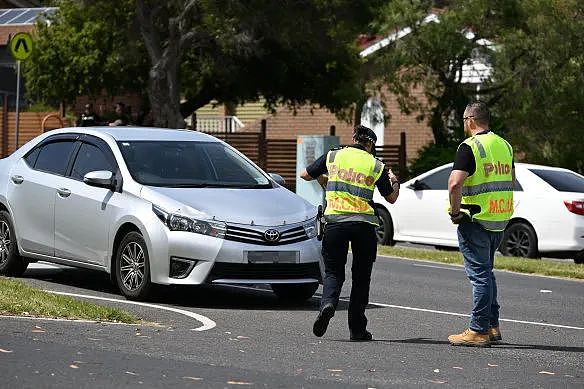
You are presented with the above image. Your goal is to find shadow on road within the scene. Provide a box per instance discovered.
[23,266,381,312]
[384,338,584,353]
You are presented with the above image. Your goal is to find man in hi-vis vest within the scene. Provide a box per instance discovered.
[448,101,514,347]
[300,125,399,341]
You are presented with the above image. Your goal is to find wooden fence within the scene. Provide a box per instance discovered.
[203,120,407,192]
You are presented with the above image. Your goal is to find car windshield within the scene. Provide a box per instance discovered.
[117,141,271,188]
[529,169,584,193]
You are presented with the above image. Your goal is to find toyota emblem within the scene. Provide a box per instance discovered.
[264,229,281,242]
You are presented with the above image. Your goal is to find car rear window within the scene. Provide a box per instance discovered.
[529,169,584,192]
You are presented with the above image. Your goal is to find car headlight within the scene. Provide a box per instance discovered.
[152,205,226,239]
[303,217,317,239]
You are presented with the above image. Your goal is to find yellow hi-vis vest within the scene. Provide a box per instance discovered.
[324,147,384,225]
[460,132,514,232]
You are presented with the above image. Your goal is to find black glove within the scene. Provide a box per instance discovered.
[449,210,471,224]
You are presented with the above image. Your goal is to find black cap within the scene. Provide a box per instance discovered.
[353,125,377,144]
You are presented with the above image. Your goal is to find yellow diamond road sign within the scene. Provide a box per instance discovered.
[9,32,34,61]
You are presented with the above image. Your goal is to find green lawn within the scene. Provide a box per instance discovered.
[0,277,138,323]
[377,245,584,280]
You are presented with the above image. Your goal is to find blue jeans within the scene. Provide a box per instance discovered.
[457,222,504,333]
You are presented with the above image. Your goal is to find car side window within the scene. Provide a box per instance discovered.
[418,167,451,190]
[70,143,114,180]
[24,147,40,167]
[33,141,77,176]
[513,177,523,191]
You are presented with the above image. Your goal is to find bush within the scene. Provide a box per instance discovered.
[407,141,458,178]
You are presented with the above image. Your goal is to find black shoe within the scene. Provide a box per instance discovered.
[350,330,372,342]
[313,303,335,337]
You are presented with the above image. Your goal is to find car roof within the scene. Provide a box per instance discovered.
[46,127,218,142]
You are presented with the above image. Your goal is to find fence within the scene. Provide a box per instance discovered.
[201,120,407,192]
[195,115,244,133]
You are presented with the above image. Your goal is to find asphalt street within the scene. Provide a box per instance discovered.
[1,256,582,388]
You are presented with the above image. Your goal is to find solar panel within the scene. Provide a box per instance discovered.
[0,8,56,25]
[0,9,19,24]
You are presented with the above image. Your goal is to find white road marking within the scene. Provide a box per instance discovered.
[47,291,216,331]
[364,300,584,330]
[226,284,584,330]
[412,263,463,271]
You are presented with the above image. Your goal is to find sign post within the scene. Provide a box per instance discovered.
[8,32,34,150]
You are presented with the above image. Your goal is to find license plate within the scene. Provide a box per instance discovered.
[246,251,299,264]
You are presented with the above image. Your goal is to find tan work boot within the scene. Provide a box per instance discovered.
[448,328,491,348]
[488,327,502,342]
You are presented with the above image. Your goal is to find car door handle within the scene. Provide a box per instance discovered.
[10,175,24,184]
[57,188,71,197]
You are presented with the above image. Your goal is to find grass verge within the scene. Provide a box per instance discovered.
[0,277,138,323]
[377,246,584,280]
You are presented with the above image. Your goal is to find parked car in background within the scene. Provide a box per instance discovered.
[373,163,584,264]
[0,127,322,301]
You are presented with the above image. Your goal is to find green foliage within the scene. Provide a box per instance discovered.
[25,102,58,112]
[24,0,147,105]
[25,0,385,121]
[407,141,458,178]
[489,0,584,174]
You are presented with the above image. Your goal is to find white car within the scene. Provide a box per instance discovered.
[373,163,584,263]
[0,127,323,301]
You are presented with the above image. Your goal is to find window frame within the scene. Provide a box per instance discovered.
[67,135,119,183]
[22,133,82,176]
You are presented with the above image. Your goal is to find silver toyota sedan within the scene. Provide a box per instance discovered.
[0,127,322,301]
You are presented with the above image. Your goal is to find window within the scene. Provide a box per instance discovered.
[70,143,114,180]
[117,141,270,188]
[418,167,451,190]
[34,141,76,176]
[24,147,40,167]
[530,169,584,193]
[513,176,523,191]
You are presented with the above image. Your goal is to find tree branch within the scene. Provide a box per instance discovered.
[135,0,162,62]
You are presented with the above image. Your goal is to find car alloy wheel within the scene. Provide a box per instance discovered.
[0,211,28,276]
[0,220,11,266]
[501,222,538,258]
[120,241,146,291]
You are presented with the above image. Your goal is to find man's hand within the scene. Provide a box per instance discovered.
[387,168,398,184]
[449,209,471,224]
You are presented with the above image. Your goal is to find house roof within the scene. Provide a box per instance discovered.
[358,12,493,84]
[0,7,55,45]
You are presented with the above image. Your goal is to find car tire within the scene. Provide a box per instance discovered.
[574,252,584,265]
[271,282,318,302]
[0,211,28,277]
[499,222,538,258]
[115,231,153,301]
[375,207,395,246]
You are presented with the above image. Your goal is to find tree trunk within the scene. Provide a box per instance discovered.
[147,56,184,128]
[135,0,189,129]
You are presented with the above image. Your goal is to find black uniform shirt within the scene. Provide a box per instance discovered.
[305,144,393,197]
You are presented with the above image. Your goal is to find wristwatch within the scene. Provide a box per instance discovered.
[391,180,400,190]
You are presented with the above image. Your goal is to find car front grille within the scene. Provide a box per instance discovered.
[207,262,321,281]
[224,224,309,246]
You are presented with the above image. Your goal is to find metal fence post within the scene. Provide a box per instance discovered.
[259,119,267,170]
[399,131,407,180]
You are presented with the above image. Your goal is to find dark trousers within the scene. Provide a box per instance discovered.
[320,221,377,335]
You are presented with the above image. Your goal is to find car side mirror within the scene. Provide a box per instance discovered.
[407,180,427,191]
[83,170,115,191]
[269,173,286,186]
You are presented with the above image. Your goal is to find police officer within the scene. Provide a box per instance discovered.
[300,125,400,341]
[447,101,514,347]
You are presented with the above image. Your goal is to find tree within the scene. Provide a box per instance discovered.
[25,0,384,128]
[366,0,522,146]
[488,0,584,173]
